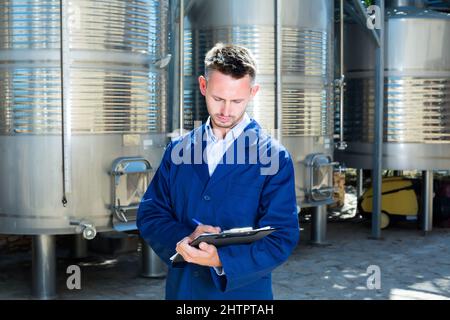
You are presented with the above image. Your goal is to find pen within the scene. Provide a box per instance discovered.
[192,218,203,226]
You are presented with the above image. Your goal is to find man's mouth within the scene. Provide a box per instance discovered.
[217,115,231,122]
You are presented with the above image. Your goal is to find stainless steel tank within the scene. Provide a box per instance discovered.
[183,0,335,207]
[0,0,170,235]
[335,2,450,170]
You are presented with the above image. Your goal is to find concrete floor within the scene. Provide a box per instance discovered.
[1,220,450,300]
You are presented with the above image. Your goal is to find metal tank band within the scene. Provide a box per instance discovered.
[183,24,333,137]
[0,0,169,134]
[336,5,450,170]
[0,0,170,234]
[182,0,335,207]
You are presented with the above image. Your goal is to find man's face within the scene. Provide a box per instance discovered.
[198,71,259,129]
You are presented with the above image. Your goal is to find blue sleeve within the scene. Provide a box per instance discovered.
[210,150,300,292]
[137,142,193,265]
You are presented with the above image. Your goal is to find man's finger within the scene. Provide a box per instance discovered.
[176,237,191,254]
[199,242,215,254]
[183,242,211,259]
[177,236,190,246]
[177,241,196,262]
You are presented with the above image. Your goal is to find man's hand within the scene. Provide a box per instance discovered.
[176,225,222,267]
[188,225,221,241]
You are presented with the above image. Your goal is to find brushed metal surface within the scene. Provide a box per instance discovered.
[182,0,335,206]
[0,0,170,234]
[0,134,167,234]
[0,0,169,134]
[340,6,450,169]
[183,0,334,138]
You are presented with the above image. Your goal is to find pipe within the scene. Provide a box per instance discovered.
[168,0,179,134]
[310,205,328,245]
[179,0,184,135]
[275,0,282,142]
[371,0,385,239]
[32,235,56,300]
[140,239,167,278]
[72,234,89,259]
[422,170,433,233]
[337,0,347,150]
[60,0,72,206]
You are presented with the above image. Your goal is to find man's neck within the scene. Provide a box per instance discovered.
[212,126,230,140]
[211,114,246,140]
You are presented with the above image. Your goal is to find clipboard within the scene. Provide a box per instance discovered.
[170,226,276,264]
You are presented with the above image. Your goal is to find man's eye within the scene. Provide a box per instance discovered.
[233,100,243,104]
[214,97,222,102]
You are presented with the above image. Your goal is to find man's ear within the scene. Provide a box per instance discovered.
[198,75,207,96]
[250,83,260,98]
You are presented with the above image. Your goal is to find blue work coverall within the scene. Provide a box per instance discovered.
[137,119,299,299]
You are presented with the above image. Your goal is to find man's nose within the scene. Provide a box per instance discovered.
[220,100,232,116]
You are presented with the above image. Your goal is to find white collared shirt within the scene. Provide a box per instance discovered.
[204,113,251,176]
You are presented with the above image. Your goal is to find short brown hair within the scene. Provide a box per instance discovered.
[204,43,257,82]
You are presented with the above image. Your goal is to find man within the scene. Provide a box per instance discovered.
[137,43,299,300]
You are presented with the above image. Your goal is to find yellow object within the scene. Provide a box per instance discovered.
[360,177,419,217]
[331,172,346,208]
[381,212,390,229]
